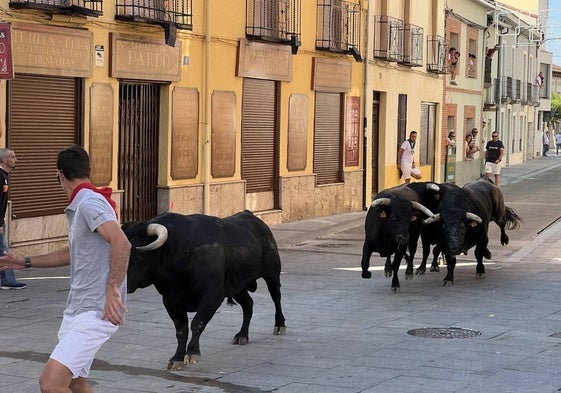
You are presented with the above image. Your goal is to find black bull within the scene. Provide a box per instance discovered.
[361,184,436,292]
[122,210,286,370]
[424,178,522,285]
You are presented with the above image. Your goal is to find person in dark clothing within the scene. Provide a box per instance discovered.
[0,148,25,289]
[485,133,505,186]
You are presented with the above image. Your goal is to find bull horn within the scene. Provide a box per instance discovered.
[371,197,391,207]
[411,201,435,218]
[466,212,483,224]
[423,213,441,225]
[136,223,168,251]
[427,183,440,192]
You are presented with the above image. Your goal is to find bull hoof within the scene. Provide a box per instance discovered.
[274,326,287,335]
[415,268,426,275]
[442,280,454,286]
[476,273,486,279]
[232,335,249,345]
[385,270,392,278]
[391,286,400,294]
[167,361,185,370]
[361,270,372,279]
[405,273,414,281]
[183,354,200,364]
[430,266,440,272]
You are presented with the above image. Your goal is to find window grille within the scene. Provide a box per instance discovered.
[373,15,403,62]
[426,35,447,74]
[115,0,192,30]
[246,0,301,48]
[400,23,423,67]
[316,0,361,58]
[10,0,102,17]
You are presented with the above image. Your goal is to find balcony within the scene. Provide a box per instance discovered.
[316,0,361,60]
[426,35,446,74]
[484,80,497,109]
[514,79,521,102]
[115,0,192,30]
[399,23,423,67]
[373,15,403,62]
[10,0,102,17]
[247,0,301,51]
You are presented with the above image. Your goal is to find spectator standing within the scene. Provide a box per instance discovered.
[543,130,550,157]
[556,132,561,156]
[485,132,505,186]
[397,131,422,184]
[465,134,480,160]
[447,131,456,147]
[0,148,25,290]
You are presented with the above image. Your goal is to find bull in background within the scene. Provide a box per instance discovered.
[424,177,522,285]
[122,210,286,370]
[361,185,435,292]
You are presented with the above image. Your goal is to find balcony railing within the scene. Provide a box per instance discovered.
[514,79,521,102]
[399,23,423,67]
[426,35,446,74]
[247,0,301,49]
[373,15,403,62]
[115,0,192,30]
[484,81,497,107]
[10,0,102,17]
[316,0,361,58]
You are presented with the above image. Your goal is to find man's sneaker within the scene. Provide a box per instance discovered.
[0,282,26,290]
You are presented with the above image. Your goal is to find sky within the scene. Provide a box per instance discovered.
[546,6,561,65]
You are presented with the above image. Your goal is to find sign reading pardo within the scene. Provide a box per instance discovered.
[0,23,14,80]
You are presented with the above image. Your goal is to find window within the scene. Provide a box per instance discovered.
[246,0,301,47]
[467,38,477,78]
[316,0,361,58]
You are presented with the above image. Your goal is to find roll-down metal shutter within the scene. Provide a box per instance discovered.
[8,74,81,218]
[314,92,343,184]
[241,78,277,193]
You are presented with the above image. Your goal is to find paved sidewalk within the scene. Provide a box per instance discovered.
[2,157,561,393]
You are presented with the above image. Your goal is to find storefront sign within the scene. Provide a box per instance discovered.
[171,87,199,180]
[0,23,14,80]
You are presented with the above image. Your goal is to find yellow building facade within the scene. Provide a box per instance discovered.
[0,0,367,255]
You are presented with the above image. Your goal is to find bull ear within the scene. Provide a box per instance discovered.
[136,223,169,251]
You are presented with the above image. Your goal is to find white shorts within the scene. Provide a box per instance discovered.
[50,311,119,378]
[485,161,501,175]
[401,164,422,180]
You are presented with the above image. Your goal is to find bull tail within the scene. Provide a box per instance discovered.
[505,206,522,230]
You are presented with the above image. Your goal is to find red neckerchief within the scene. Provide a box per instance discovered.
[69,182,118,218]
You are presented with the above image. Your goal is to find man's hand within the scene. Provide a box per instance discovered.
[102,285,128,326]
[0,252,25,270]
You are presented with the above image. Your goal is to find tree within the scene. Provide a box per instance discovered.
[551,92,561,129]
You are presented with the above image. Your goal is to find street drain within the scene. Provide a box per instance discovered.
[407,327,481,339]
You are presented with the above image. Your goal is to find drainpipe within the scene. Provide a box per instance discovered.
[362,0,370,209]
[203,0,211,214]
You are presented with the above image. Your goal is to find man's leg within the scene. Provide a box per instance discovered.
[39,358,74,393]
[494,174,500,186]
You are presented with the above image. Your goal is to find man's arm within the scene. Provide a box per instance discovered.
[0,246,70,270]
[96,220,131,326]
[397,147,404,164]
[498,147,505,162]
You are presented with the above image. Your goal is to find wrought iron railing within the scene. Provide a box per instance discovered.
[399,23,423,67]
[316,0,361,56]
[426,35,447,74]
[115,0,192,30]
[246,0,301,49]
[10,0,102,17]
[373,15,403,61]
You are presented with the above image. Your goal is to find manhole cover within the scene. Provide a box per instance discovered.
[407,327,481,339]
